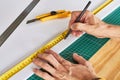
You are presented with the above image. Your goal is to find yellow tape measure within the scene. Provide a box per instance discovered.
[0,0,113,80]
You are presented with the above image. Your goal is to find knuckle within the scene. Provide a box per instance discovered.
[34,59,48,67]
[86,10,91,14]
[86,10,93,16]
[49,50,54,53]
[54,70,58,74]
[54,71,62,77]
[71,11,81,15]
[35,69,40,74]
[58,66,67,72]
[57,65,63,69]
[40,62,46,67]
[61,59,71,66]
[71,11,76,14]
[61,59,66,63]
[42,72,48,77]
[72,23,80,30]
[33,59,39,64]
[86,10,90,13]
[40,53,53,60]
[85,61,91,65]
[45,54,53,59]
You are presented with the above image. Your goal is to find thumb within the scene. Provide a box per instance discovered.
[73,53,87,65]
[70,23,88,31]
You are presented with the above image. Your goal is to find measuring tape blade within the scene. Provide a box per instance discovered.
[0,0,40,47]
[0,0,112,80]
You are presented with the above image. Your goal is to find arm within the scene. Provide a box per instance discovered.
[69,11,120,40]
[104,24,120,39]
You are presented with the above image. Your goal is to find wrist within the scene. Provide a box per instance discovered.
[99,22,115,38]
[104,23,120,39]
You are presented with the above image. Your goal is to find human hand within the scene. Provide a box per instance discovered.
[69,11,109,38]
[33,50,97,80]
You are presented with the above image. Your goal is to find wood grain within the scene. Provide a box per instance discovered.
[89,39,120,80]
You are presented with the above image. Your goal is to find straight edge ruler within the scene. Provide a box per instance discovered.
[0,0,113,80]
[0,0,40,47]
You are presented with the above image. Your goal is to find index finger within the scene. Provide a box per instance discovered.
[45,50,73,68]
[69,11,82,27]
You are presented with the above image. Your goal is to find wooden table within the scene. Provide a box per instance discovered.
[90,39,120,80]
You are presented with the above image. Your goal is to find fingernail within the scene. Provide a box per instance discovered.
[71,24,80,30]
[33,58,39,63]
[38,54,42,57]
[45,49,51,54]
[73,53,80,57]
[33,68,38,72]
[33,57,39,61]
[45,49,49,52]
[33,58,36,61]
[71,24,75,29]
[76,34,80,37]
[72,32,76,36]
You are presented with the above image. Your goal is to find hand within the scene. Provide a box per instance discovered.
[69,11,109,38]
[33,50,97,80]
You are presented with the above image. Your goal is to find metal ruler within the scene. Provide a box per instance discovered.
[0,0,40,47]
[0,0,112,80]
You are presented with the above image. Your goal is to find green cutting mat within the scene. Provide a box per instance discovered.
[27,7,120,80]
